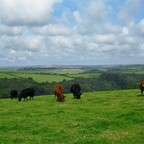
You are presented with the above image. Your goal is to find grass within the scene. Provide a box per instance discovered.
[0,72,72,83]
[0,89,144,144]
[0,72,100,83]
[13,73,72,83]
[0,73,16,79]
[1,66,144,83]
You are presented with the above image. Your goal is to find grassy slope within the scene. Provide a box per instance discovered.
[13,73,72,83]
[1,66,144,83]
[0,72,100,83]
[0,89,144,144]
[0,73,72,83]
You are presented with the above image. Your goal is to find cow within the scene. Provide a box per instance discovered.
[139,80,144,95]
[18,88,35,102]
[70,83,82,99]
[54,85,65,102]
[10,90,18,99]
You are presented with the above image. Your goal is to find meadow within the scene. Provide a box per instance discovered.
[0,70,100,83]
[0,71,72,83]
[0,65,144,83]
[0,89,144,144]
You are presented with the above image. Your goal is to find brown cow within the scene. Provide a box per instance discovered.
[140,80,144,95]
[54,85,65,102]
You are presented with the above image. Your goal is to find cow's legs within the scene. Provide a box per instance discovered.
[73,93,77,99]
[141,89,143,95]
[77,95,80,99]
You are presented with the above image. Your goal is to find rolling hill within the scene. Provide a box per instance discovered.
[0,89,144,144]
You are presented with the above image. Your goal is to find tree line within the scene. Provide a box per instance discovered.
[0,72,143,98]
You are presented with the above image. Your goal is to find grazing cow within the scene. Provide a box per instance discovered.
[54,85,65,102]
[70,83,82,99]
[18,88,35,102]
[10,90,18,99]
[139,80,144,95]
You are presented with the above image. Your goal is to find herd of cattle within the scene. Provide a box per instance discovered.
[10,80,144,102]
[10,88,35,102]
[10,83,82,102]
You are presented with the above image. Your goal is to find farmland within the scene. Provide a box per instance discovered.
[0,89,144,144]
[0,64,144,98]
[0,64,144,83]
[0,65,144,143]
[0,68,98,83]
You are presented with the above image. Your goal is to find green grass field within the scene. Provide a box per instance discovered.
[13,73,72,83]
[1,65,144,83]
[0,73,16,79]
[0,89,144,144]
[0,72,72,83]
[0,72,100,83]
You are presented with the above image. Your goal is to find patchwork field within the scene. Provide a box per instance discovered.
[1,65,144,83]
[0,89,144,144]
[0,71,100,83]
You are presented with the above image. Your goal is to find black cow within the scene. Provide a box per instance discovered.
[70,83,82,99]
[10,90,18,99]
[18,88,35,102]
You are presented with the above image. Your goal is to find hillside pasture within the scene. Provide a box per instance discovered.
[13,73,72,83]
[48,68,85,74]
[0,89,144,144]
[1,65,144,83]
[109,67,144,74]
[0,73,16,79]
[122,68,144,74]
[0,72,72,83]
[0,72,100,83]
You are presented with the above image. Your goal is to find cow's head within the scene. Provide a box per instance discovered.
[77,92,82,99]
[61,95,66,102]
[59,95,65,102]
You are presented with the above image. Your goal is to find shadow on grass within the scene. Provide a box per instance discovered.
[137,94,144,97]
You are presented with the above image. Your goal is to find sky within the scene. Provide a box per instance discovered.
[0,0,144,66]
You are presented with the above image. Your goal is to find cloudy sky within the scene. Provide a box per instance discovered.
[0,0,144,66]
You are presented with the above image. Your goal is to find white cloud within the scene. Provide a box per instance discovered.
[118,0,142,24]
[0,0,144,66]
[85,0,107,22]
[137,19,144,35]
[122,27,129,35]
[73,11,82,23]
[0,0,62,26]
[18,57,26,60]
[32,24,71,36]
[0,24,25,35]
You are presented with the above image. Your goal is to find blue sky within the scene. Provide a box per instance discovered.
[0,0,144,66]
